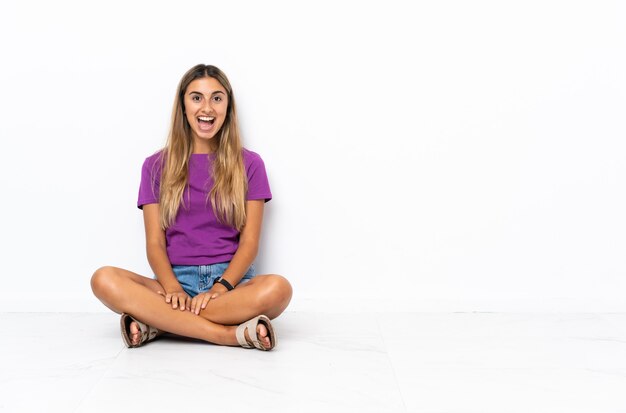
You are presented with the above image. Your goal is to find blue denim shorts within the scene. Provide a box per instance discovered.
[171,262,256,298]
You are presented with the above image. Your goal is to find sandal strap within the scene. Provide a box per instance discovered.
[135,320,147,338]
[136,321,160,343]
[120,313,162,348]
[236,316,259,349]
[235,315,274,350]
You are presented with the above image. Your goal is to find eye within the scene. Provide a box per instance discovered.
[213,95,223,103]
[191,95,201,102]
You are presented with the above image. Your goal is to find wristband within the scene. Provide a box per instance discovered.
[216,277,234,291]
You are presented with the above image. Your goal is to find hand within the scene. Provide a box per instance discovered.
[190,284,228,315]
[157,289,191,311]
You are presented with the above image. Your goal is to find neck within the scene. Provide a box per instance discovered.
[192,143,218,155]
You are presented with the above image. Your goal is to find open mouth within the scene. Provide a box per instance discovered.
[198,116,215,131]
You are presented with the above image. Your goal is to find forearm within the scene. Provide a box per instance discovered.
[221,241,258,286]
[146,242,182,292]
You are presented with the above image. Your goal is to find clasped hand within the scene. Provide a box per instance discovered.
[157,290,191,311]
[157,285,228,314]
[190,285,228,315]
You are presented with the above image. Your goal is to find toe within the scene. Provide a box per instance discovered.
[242,323,271,349]
[130,321,140,345]
[257,323,271,348]
[240,319,273,350]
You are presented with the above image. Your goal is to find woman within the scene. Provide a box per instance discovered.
[91,64,292,351]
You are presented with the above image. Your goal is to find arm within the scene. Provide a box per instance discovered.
[143,203,190,310]
[221,199,265,286]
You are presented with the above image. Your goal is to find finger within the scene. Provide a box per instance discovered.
[191,296,199,314]
[200,294,211,313]
[165,293,171,303]
[172,295,178,309]
[195,297,203,314]
[157,291,164,296]
[179,295,186,311]
[186,296,192,312]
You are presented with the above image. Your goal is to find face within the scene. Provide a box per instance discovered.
[183,77,229,151]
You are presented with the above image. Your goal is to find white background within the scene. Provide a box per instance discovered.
[0,0,624,312]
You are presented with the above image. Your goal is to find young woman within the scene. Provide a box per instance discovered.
[91,64,292,351]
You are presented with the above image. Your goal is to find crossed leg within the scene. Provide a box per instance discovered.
[90,266,292,347]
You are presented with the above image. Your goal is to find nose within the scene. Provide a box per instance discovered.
[202,98,213,113]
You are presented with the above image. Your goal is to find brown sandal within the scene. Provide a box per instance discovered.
[120,313,163,348]
[235,315,276,351]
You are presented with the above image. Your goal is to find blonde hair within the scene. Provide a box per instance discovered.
[156,64,248,231]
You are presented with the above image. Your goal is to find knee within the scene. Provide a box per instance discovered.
[258,274,293,309]
[90,266,119,298]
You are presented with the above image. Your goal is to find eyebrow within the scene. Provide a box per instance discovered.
[188,90,226,96]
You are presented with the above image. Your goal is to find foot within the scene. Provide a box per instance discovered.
[129,321,141,346]
[120,313,162,348]
[229,319,272,349]
[244,322,271,349]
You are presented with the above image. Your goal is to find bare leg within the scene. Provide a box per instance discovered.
[91,266,230,344]
[196,274,293,325]
[91,267,291,345]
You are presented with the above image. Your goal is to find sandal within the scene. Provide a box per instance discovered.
[120,313,163,348]
[236,315,276,351]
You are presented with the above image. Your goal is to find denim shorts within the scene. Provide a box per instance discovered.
[171,262,256,298]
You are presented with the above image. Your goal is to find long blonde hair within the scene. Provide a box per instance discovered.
[156,64,248,231]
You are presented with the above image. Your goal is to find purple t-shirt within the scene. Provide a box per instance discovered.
[137,148,272,265]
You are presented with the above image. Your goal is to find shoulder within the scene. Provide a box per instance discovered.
[242,147,266,169]
[242,148,272,197]
[242,147,263,163]
[140,149,166,185]
[142,149,166,169]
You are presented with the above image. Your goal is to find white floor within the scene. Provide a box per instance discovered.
[1,312,625,413]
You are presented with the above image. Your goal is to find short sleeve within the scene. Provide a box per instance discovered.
[137,154,162,209]
[245,152,272,202]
